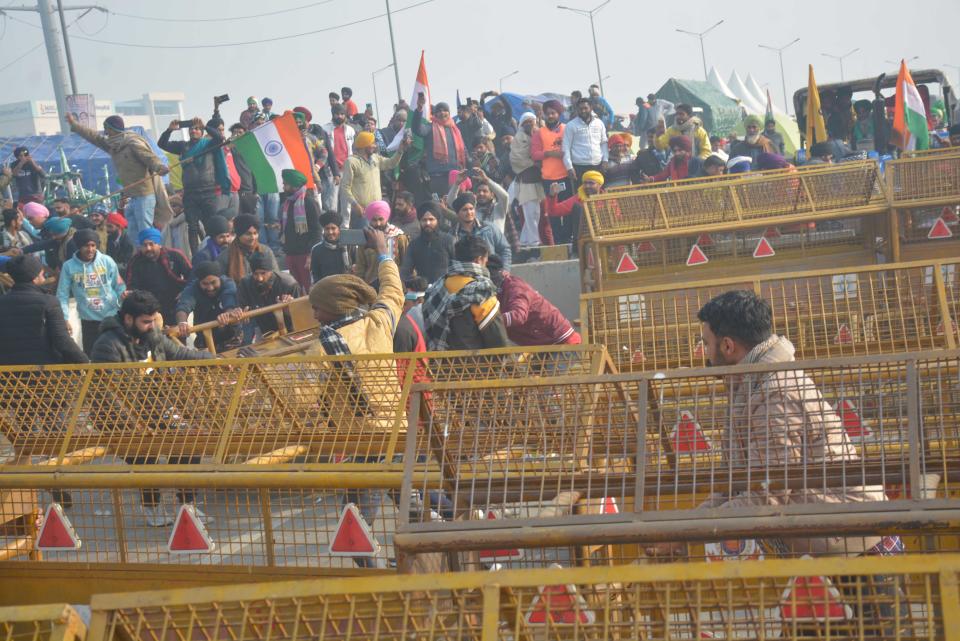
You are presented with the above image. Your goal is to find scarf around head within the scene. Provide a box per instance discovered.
[282,186,308,235]
[431,118,466,167]
[421,260,498,351]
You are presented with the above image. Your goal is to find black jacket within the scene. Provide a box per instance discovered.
[90,315,214,363]
[399,230,455,284]
[309,241,350,283]
[107,230,135,275]
[158,125,224,193]
[0,283,89,365]
[126,248,192,325]
[237,272,304,334]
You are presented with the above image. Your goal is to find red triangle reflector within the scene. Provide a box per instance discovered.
[941,207,958,223]
[753,236,776,258]
[696,233,714,247]
[631,349,646,365]
[636,241,656,253]
[37,503,81,551]
[525,578,595,625]
[686,244,709,266]
[693,340,705,359]
[602,497,619,514]
[615,252,638,274]
[479,510,523,562]
[928,217,953,239]
[781,571,852,622]
[670,410,712,452]
[834,323,853,345]
[763,226,781,239]
[329,503,378,557]
[840,400,871,438]
[167,504,214,553]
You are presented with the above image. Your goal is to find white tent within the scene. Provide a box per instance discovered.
[727,70,766,115]
[745,73,783,114]
[707,66,738,101]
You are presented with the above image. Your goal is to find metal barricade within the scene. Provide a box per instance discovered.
[0,604,86,641]
[86,555,960,640]
[885,153,960,263]
[398,350,960,569]
[581,258,959,373]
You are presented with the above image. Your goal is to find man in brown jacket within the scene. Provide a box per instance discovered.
[67,113,169,245]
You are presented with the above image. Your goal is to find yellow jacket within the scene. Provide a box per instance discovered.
[655,125,711,160]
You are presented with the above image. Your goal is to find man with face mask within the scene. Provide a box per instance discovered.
[729,115,778,164]
[175,261,242,352]
[68,113,169,245]
[56,228,127,354]
[646,290,896,569]
[158,116,227,252]
[562,98,608,186]
[126,227,192,326]
[310,212,351,283]
[236,252,304,336]
[654,103,711,160]
[353,201,408,286]
[399,202,455,284]
[322,104,356,212]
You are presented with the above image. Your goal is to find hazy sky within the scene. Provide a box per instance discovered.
[2,0,958,123]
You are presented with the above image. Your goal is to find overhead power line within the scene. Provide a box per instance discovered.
[109,0,335,23]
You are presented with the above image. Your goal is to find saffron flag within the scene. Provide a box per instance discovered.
[387,50,431,153]
[232,111,315,193]
[892,60,930,151]
[805,65,827,146]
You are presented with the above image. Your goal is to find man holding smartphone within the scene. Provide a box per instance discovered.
[10,146,46,204]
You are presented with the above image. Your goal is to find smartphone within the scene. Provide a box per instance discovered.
[214,94,230,104]
[339,228,366,245]
[177,120,193,129]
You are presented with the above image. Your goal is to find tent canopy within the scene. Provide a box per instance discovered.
[0,126,168,197]
[654,78,743,136]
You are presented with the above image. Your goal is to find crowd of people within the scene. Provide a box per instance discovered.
[0,78,949,571]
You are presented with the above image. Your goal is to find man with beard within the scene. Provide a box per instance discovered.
[105,213,135,276]
[236,252,304,336]
[647,136,703,182]
[175,261,242,352]
[545,169,605,248]
[191,214,233,269]
[353,201,408,286]
[158,116,227,252]
[390,191,419,239]
[379,108,408,149]
[218,213,279,282]
[91,290,214,527]
[411,94,467,198]
[655,103,711,160]
[729,115,778,164]
[531,99,571,201]
[341,131,408,228]
[562,98,608,186]
[126,227,191,326]
[57,228,127,354]
[400,202,455,284]
[309,212,351,283]
[322,104,356,212]
[292,107,326,192]
[510,112,545,248]
[279,169,321,289]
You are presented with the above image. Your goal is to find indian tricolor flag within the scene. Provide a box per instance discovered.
[233,112,314,192]
[892,60,930,151]
[387,51,431,153]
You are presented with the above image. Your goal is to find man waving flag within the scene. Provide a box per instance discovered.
[387,51,431,153]
[891,60,930,151]
[232,111,315,192]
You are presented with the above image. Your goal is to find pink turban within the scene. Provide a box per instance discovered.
[22,202,50,225]
[447,169,472,191]
[364,200,391,222]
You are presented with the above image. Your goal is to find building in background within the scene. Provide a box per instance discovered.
[0,92,185,138]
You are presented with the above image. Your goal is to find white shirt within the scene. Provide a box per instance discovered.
[562,116,608,170]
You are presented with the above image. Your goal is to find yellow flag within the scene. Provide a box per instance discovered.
[805,64,827,146]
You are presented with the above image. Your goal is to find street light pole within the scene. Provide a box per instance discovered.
[759,37,800,117]
[557,1,611,95]
[820,47,859,81]
[675,19,724,81]
[384,0,402,103]
[371,63,395,124]
[498,70,519,93]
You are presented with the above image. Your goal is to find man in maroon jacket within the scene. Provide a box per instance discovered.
[487,255,580,346]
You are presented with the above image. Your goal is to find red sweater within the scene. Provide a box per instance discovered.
[498,274,576,346]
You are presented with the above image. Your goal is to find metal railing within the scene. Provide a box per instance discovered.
[85,555,960,641]
[0,604,86,641]
[581,258,959,373]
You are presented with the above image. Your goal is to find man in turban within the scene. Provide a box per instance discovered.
[175,260,242,352]
[340,129,408,228]
[544,169,607,250]
[279,168,321,289]
[236,251,303,337]
[730,115,778,164]
[126,227,191,326]
[105,212,135,276]
[647,136,703,182]
[353,200,408,286]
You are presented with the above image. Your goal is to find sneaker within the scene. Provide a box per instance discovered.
[143,505,174,527]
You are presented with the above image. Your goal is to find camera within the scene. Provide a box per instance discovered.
[214,94,230,105]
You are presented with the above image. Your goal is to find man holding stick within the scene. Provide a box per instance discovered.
[67,113,169,245]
